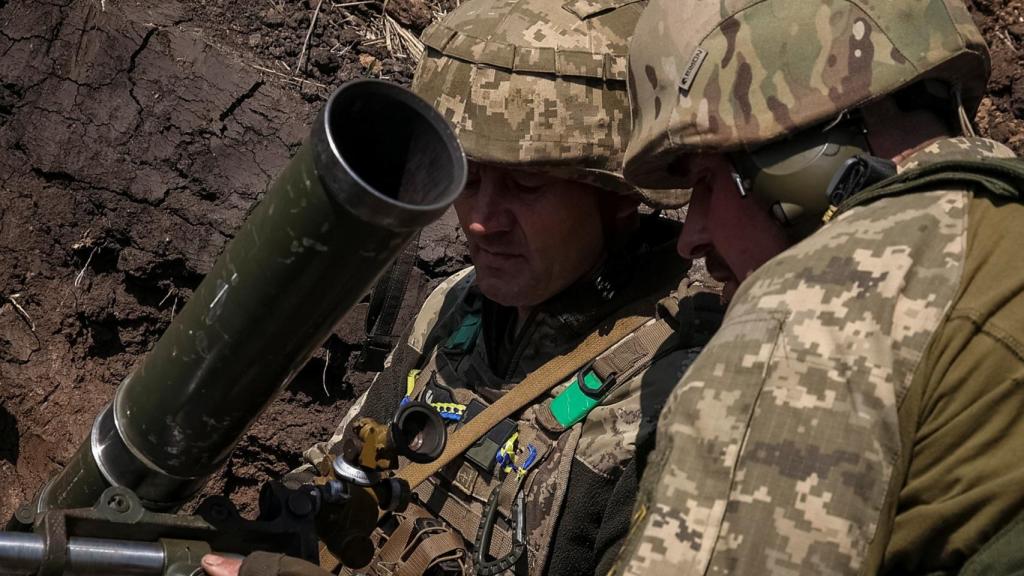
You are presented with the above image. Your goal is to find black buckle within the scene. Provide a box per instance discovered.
[575,361,618,401]
[826,155,897,206]
[356,337,394,372]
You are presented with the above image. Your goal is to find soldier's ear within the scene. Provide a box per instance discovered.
[861,97,951,163]
[613,194,641,220]
[596,192,640,242]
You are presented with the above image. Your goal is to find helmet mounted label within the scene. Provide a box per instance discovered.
[679,47,708,93]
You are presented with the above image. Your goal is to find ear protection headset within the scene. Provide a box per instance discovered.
[730,79,969,239]
[729,114,879,239]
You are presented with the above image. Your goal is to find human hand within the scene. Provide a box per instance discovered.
[201,554,243,576]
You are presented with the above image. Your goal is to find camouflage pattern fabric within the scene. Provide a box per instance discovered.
[900,136,1014,170]
[622,0,989,191]
[410,0,689,206]
[613,137,1021,575]
[303,222,707,575]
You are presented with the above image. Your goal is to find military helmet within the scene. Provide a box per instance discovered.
[623,0,991,191]
[411,0,688,206]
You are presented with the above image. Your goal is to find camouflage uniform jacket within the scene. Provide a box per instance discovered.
[614,137,1024,576]
[308,220,716,575]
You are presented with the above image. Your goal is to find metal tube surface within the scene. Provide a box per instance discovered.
[0,532,44,574]
[37,79,466,511]
[67,538,165,575]
[0,533,165,575]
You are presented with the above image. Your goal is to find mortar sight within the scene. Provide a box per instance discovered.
[391,401,446,464]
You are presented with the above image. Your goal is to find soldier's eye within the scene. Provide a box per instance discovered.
[509,171,551,193]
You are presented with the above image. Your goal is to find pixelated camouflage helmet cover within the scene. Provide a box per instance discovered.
[410,0,689,206]
[623,0,990,191]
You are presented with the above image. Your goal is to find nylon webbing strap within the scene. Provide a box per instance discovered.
[396,531,465,576]
[357,232,420,372]
[590,318,675,383]
[377,509,430,565]
[413,472,517,557]
[322,311,648,573]
[396,312,648,491]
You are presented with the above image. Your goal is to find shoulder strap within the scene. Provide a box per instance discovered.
[549,316,677,428]
[827,158,1024,222]
[356,233,421,371]
[346,269,476,428]
[396,310,649,491]
[590,318,677,384]
[408,267,477,356]
[585,288,723,401]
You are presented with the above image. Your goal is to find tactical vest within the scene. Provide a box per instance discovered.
[346,257,721,576]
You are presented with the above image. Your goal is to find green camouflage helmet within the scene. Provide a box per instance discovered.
[411,0,689,206]
[623,0,990,191]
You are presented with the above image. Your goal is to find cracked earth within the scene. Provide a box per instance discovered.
[0,0,467,519]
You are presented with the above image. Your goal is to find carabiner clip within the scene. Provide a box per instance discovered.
[473,488,526,575]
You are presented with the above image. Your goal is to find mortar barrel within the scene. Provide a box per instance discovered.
[35,79,466,511]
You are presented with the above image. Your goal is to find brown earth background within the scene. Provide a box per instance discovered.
[0,0,1022,522]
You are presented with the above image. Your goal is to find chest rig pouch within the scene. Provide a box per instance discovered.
[349,261,721,575]
[384,306,693,576]
[404,313,545,576]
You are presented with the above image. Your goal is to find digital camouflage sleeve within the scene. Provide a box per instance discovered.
[613,138,1024,576]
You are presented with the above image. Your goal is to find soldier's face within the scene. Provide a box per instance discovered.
[676,154,790,300]
[455,162,606,308]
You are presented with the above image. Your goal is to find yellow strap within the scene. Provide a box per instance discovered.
[405,369,421,397]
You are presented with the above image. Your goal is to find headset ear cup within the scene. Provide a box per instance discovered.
[770,202,804,225]
[736,119,872,233]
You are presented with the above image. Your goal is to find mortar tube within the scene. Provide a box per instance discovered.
[34,80,466,512]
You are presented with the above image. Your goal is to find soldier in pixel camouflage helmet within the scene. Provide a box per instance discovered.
[410,0,690,207]
[201,1,721,575]
[312,1,712,574]
[406,0,692,315]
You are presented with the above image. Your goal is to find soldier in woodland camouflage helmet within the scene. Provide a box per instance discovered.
[203,1,719,575]
[609,0,1024,575]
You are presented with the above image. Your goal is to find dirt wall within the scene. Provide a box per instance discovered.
[0,0,465,519]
